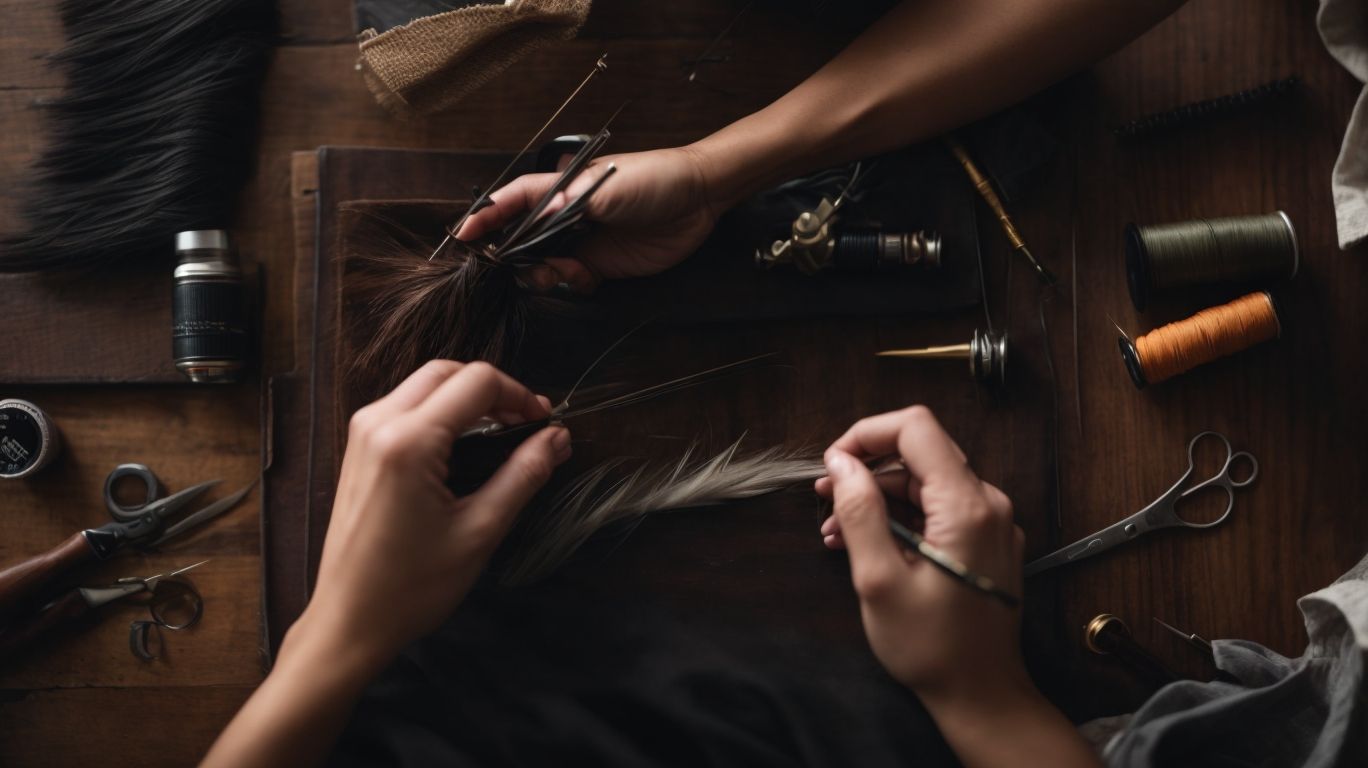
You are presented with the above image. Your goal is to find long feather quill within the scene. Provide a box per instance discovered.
[502,440,824,584]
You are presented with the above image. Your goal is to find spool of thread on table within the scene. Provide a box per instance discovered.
[1118,292,1281,387]
[1125,212,1298,310]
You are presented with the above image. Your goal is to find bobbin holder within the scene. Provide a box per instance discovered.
[1085,615,1178,686]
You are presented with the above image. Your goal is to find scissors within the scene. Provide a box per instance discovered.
[0,464,252,617]
[1025,432,1257,577]
[0,560,208,660]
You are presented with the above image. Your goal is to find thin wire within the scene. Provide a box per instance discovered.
[685,1,754,83]
[561,354,777,420]
[1070,143,1082,438]
[430,54,609,260]
[559,320,652,410]
[1039,286,1063,535]
[971,198,993,334]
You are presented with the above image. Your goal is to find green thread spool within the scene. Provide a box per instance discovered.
[1125,211,1298,311]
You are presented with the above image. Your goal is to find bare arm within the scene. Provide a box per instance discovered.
[817,407,1099,768]
[696,0,1185,207]
[203,362,570,767]
[460,0,1185,291]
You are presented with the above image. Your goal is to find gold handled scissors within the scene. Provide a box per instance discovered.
[1026,432,1257,577]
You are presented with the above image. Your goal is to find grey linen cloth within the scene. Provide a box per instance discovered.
[1320,0,1368,249]
[1099,551,1368,766]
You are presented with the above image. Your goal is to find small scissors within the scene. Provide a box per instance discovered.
[0,561,208,661]
[1025,432,1257,577]
[0,464,252,617]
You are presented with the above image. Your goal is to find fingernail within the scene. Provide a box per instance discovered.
[824,449,851,476]
[536,394,553,413]
[551,427,571,459]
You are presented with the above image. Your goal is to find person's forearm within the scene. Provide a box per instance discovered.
[690,0,1184,207]
[202,611,385,768]
[920,674,1101,768]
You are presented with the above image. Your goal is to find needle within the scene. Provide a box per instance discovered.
[430,54,609,261]
[1153,616,1213,650]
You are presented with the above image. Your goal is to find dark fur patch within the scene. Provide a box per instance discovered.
[1,0,276,272]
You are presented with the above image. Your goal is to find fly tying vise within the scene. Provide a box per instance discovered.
[756,161,943,274]
[1117,291,1281,387]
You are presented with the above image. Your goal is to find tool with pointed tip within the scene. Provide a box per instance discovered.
[0,560,210,660]
[0,463,251,618]
[430,54,610,262]
[877,329,1008,387]
[944,136,1055,285]
[1154,617,1214,651]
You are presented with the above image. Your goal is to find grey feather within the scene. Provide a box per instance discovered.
[503,440,825,584]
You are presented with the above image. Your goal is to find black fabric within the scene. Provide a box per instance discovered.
[331,580,957,768]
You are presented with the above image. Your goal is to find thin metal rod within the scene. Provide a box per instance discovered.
[944,135,1054,285]
[876,343,972,359]
[561,353,775,420]
[685,1,753,82]
[1153,616,1213,650]
[430,54,609,261]
[887,519,1019,607]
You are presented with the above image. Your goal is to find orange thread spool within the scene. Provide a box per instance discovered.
[1118,292,1281,387]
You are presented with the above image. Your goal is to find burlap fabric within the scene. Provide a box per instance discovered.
[358,0,591,119]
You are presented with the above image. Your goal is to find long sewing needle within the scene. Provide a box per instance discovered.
[430,54,609,261]
[1153,617,1213,650]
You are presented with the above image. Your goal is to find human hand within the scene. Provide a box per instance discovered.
[291,360,571,672]
[455,146,722,292]
[814,406,1026,704]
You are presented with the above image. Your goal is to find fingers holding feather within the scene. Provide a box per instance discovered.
[824,447,906,597]
[415,362,550,435]
[376,360,465,414]
[815,466,920,502]
[462,426,571,542]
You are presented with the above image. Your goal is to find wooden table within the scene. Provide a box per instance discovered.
[2,0,1365,764]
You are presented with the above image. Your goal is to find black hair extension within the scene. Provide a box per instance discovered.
[1,0,276,272]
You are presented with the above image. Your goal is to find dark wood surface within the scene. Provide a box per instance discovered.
[2,0,1366,764]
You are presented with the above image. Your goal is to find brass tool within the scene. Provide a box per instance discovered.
[944,136,1054,285]
[876,329,1007,387]
[1085,613,1178,684]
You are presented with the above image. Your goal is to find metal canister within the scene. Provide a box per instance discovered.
[0,399,60,479]
[172,230,246,383]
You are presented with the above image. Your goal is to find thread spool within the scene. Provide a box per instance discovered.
[1125,212,1298,311]
[0,399,60,479]
[1118,292,1281,388]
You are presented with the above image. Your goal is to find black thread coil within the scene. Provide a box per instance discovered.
[172,280,246,364]
[1124,212,1298,311]
[833,231,882,270]
[1114,76,1299,139]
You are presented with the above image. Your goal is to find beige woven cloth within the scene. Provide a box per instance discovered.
[358,0,592,119]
